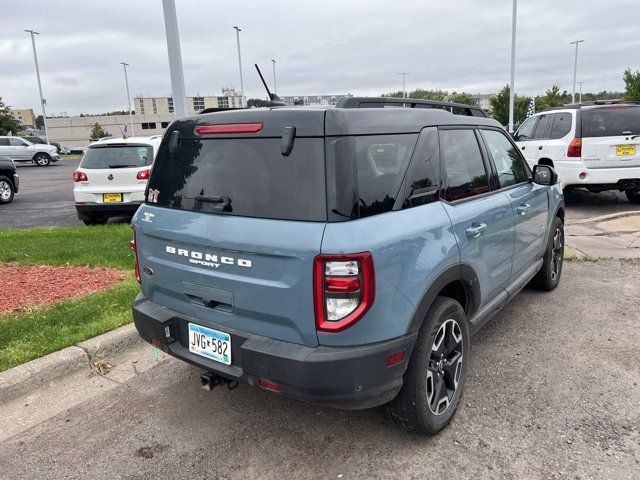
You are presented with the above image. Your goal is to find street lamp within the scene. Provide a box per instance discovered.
[162,0,187,118]
[24,29,49,143]
[120,62,135,136]
[570,40,585,104]
[577,81,584,104]
[397,72,410,98]
[271,59,277,95]
[233,26,244,100]
[508,0,517,133]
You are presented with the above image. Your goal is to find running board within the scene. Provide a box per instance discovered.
[469,258,543,335]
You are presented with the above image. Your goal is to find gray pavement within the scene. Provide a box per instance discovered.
[0,260,638,479]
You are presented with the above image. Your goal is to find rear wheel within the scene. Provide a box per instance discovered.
[625,189,640,204]
[33,153,51,166]
[82,215,108,226]
[0,176,15,204]
[385,296,469,435]
[530,216,564,291]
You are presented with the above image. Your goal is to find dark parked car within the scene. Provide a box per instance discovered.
[0,155,19,204]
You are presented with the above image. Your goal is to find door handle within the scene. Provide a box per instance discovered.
[465,223,487,238]
[517,203,530,216]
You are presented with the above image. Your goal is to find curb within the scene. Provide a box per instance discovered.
[569,210,640,225]
[0,323,140,404]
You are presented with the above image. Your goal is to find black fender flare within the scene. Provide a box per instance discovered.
[405,263,481,334]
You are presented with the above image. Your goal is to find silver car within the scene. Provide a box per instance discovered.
[0,136,59,166]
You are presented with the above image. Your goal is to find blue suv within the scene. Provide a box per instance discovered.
[131,97,565,434]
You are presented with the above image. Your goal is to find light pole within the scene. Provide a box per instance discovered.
[271,59,277,95]
[233,26,244,102]
[577,81,584,104]
[162,0,187,118]
[398,72,410,98]
[508,0,517,133]
[24,29,49,143]
[570,40,584,104]
[120,62,135,136]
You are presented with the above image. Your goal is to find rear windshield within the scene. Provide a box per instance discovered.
[581,107,640,138]
[81,145,152,169]
[148,138,326,221]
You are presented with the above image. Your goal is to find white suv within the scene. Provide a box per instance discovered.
[73,136,162,225]
[514,103,640,203]
[0,136,59,166]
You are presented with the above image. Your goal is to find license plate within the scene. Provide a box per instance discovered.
[103,193,122,203]
[616,145,636,156]
[188,323,231,365]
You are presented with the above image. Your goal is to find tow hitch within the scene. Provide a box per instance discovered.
[200,372,239,391]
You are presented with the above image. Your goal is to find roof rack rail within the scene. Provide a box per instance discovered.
[335,97,488,117]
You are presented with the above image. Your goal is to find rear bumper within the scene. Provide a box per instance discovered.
[132,293,416,409]
[75,202,141,217]
[554,160,640,188]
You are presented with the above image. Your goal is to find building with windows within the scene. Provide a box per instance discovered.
[134,88,245,116]
[11,108,36,129]
[280,94,352,107]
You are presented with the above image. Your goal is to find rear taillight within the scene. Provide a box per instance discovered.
[73,170,88,182]
[136,168,151,180]
[313,252,375,333]
[130,228,141,284]
[567,138,582,157]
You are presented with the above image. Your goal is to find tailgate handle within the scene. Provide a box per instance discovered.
[183,282,234,313]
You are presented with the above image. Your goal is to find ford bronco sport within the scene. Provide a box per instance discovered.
[131,97,565,435]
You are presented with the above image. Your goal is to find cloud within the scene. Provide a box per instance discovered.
[0,0,637,114]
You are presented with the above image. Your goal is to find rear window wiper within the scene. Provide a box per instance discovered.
[108,164,138,168]
[194,194,232,211]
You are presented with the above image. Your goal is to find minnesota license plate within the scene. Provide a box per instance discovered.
[188,323,232,365]
[103,193,122,203]
[616,145,636,156]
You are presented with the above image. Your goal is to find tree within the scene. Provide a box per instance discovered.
[623,69,640,101]
[538,84,563,110]
[382,88,448,100]
[35,115,44,129]
[247,98,269,108]
[447,92,477,106]
[0,97,20,135]
[489,85,531,127]
[89,122,111,141]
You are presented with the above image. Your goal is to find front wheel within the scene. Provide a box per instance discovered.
[530,216,564,291]
[386,296,470,435]
[0,176,15,204]
[625,189,640,204]
[33,153,51,166]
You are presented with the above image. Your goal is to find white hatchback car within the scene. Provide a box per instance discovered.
[514,103,640,203]
[73,136,162,225]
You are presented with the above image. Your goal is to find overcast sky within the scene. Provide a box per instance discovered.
[1,0,639,115]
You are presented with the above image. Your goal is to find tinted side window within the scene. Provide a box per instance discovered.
[9,138,27,146]
[403,127,439,208]
[441,129,490,202]
[481,129,528,188]
[532,114,553,139]
[355,134,418,217]
[515,116,537,141]
[550,113,572,139]
[0,139,9,146]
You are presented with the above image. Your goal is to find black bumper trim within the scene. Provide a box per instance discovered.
[75,202,141,215]
[132,293,417,409]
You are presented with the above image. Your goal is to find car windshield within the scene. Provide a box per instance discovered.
[581,107,640,137]
[80,145,152,169]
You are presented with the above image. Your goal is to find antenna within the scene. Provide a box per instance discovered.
[254,64,282,103]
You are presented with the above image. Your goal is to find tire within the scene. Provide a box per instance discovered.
[0,176,15,204]
[530,216,564,291]
[385,296,470,435]
[625,189,640,204]
[33,153,51,166]
[82,215,108,226]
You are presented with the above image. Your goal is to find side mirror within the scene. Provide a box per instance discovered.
[532,164,559,186]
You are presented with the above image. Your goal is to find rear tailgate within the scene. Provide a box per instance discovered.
[581,106,640,169]
[133,109,327,347]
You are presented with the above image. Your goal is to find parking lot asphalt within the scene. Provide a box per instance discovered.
[1,158,639,229]
[0,259,638,479]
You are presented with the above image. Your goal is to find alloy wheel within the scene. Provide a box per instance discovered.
[550,227,563,280]
[0,180,11,201]
[426,318,464,415]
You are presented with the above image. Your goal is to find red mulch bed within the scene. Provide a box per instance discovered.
[0,264,127,314]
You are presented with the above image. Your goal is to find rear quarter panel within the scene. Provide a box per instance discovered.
[319,202,458,346]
